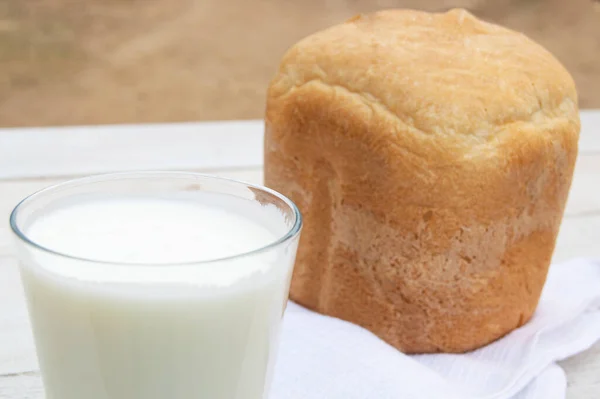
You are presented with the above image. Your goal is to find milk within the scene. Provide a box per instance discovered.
[17,193,298,399]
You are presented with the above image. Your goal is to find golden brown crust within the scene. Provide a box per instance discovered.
[264,8,580,353]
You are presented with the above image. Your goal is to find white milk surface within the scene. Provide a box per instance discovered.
[18,194,296,399]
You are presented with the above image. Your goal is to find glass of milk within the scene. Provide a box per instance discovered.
[10,171,302,399]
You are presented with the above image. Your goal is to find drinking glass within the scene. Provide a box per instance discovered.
[10,172,302,399]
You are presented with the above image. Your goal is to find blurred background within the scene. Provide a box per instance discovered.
[0,0,599,127]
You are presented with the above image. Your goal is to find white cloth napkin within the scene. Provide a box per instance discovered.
[272,258,600,399]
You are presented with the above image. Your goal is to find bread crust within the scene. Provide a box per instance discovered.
[264,9,580,353]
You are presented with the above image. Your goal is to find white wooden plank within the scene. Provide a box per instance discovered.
[564,154,600,218]
[0,111,598,181]
[0,372,43,399]
[553,215,600,263]
[2,357,600,399]
[580,110,600,153]
[0,120,264,180]
[4,354,599,399]
[0,257,36,376]
[559,341,600,398]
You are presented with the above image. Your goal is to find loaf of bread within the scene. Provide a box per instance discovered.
[264,9,580,353]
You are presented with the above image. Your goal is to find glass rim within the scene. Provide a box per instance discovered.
[9,171,303,267]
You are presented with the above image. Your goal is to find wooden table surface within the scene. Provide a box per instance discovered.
[0,113,599,397]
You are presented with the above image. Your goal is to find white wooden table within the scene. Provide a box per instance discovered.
[0,114,599,398]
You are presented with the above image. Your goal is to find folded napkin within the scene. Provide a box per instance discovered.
[272,258,600,399]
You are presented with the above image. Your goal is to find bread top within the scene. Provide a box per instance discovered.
[267,9,579,147]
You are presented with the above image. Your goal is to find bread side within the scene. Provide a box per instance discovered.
[264,9,580,353]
